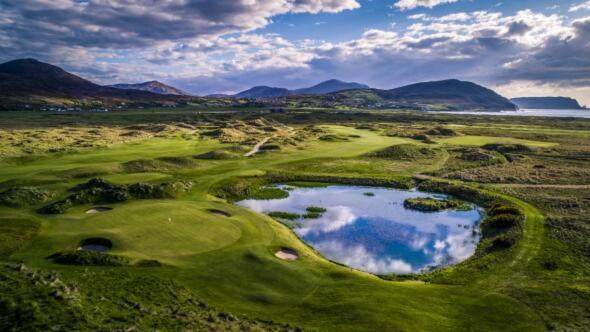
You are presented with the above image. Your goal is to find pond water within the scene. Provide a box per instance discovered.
[237,185,483,274]
[80,244,110,252]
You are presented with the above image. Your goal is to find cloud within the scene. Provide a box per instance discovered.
[313,241,414,274]
[394,0,458,11]
[570,1,590,12]
[0,0,360,50]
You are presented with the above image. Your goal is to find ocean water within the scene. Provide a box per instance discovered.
[440,109,590,118]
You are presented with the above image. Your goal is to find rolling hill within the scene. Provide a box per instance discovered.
[109,81,187,95]
[307,79,517,111]
[233,79,369,98]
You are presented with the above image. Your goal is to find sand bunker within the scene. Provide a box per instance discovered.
[86,207,113,214]
[275,248,299,261]
[79,237,112,253]
[208,209,232,217]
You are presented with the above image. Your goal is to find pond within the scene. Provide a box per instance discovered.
[237,185,483,274]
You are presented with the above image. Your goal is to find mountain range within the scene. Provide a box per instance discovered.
[2,58,583,112]
[231,79,369,98]
[510,97,586,110]
[0,59,181,107]
[109,81,187,95]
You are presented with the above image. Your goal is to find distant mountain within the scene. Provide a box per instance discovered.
[379,79,517,111]
[233,79,369,98]
[294,79,369,95]
[291,79,516,111]
[510,97,585,110]
[0,59,173,102]
[109,81,187,95]
[234,86,292,98]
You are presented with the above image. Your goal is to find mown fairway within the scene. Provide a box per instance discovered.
[1,113,588,331]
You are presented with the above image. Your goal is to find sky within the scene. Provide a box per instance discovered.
[1,0,589,105]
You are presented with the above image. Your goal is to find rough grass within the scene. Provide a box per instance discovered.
[1,114,588,331]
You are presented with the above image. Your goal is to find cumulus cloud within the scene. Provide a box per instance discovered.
[394,0,458,11]
[0,0,359,50]
[1,2,588,105]
[570,1,590,12]
[313,241,414,274]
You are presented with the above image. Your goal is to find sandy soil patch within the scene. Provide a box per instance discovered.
[275,248,299,261]
[86,207,113,214]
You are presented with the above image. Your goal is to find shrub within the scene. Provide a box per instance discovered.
[425,127,459,136]
[489,236,516,251]
[481,143,531,153]
[50,251,128,266]
[249,188,289,200]
[303,212,322,219]
[403,197,471,212]
[306,206,326,213]
[267,211,300,220]
[0,187,52,208]
[486,214,520,228]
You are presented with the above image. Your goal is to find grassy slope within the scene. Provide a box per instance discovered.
[1,125,550,331]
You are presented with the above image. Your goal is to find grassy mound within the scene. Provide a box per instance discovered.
[0,187,52,208]
[195,146,248,160]
[367,144,438,160]
[122,156,196,172]
[39,178,193,214]
[403,197,471,212]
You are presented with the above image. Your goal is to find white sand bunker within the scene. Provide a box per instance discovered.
[85,207,113,214]
[275,248,299,261]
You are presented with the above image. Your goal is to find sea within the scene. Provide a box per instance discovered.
[440,109,590,119]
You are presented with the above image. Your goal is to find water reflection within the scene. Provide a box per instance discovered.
[238,185,482,274]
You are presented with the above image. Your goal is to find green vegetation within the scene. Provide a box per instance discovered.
[403,197,472,212]
[50,250,130,266]
[267,211,300,220]
[0,109,588,331]
[0,186,52,207]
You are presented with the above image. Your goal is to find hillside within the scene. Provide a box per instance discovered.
[233,79,369,98]
[110,81,187,95]
[294,79,368,95]
[234,86,292,98]
[379,79,517,111]
[511,97,585,109]
[0,59,187,108]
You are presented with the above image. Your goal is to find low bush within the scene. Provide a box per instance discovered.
[303,212,322,219]
[403,197,471,212]
[0,187,52,208]
[486,214,521,228]
[306,206,326,213]
[39,178,193,214]
[267,211,300,220]
[249,188,289,200]
[50,250,129,266]
[425,127,459,137]
[489,236,516,251]
[481,143,531,153]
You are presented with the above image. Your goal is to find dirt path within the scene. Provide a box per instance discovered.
[244,137,270,157]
